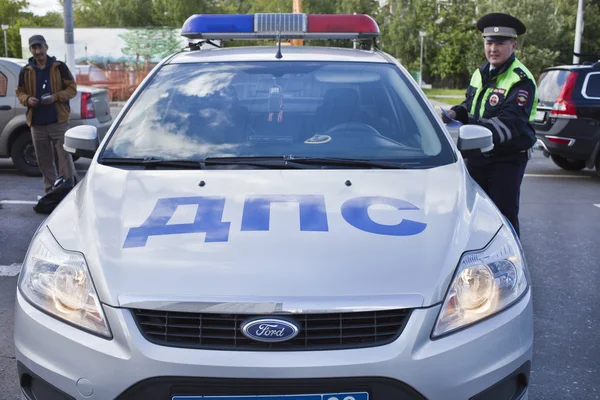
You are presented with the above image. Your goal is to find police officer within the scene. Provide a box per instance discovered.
[443,13,538,237]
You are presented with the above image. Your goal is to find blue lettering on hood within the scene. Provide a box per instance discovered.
[341,196,427,236]
[241,194,328,232]
[123,195,426,248]
[123,196,230,248]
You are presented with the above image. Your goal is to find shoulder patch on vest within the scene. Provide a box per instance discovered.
[514,67,528,80]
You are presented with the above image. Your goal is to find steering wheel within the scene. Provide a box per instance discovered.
[323,122,381,136]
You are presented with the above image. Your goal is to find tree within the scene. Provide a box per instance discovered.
[153,0,217,27]
[120,28,181,70]
[10,0,599,88]
[427,0,481,86]
[72,0,155,27]
[0,0,27,57]
[553,0,600,65]
[379,0,440,80]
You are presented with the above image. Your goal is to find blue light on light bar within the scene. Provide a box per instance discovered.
[182,14,254,39]
[181,13,380,41]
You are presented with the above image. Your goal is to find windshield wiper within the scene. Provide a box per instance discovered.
[100,156,309,170]
[99,156,429,170]
[281,156,425,169]
[99,157,203,169]
[202,156,312,169]
[203,156,428,169]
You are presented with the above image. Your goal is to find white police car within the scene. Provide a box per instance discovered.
[14,13,533,400]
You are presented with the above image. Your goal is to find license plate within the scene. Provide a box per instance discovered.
[534,110,546,122]
[172,393,369,400]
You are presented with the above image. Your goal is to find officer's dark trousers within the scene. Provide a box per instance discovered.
[466,151,528,237]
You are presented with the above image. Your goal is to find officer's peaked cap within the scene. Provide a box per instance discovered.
[477,13,526,41]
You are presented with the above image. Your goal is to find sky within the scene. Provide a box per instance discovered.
[24,0,62,16]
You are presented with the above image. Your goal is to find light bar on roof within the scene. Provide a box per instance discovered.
[181,13,380,40]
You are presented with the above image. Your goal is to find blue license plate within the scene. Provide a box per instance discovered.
[172,393,369,400]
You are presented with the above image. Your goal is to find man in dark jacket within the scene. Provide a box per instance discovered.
[16,34,78,194]
[442,13,538,237]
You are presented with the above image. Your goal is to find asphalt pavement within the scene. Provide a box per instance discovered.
[0,129,599,399]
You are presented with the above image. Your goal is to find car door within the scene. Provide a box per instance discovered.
[0,61,17,129]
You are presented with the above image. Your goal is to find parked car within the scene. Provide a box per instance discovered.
[533,62,600,176]
[0,57,113,176]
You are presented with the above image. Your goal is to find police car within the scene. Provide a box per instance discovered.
[14,13,533,400]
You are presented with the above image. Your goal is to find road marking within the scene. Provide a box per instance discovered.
[524,174,591,179]
[0,200,37,205]
[0,263,21,277]
[594,204,600,209]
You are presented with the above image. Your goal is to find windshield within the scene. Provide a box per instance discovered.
[101,61,454,167]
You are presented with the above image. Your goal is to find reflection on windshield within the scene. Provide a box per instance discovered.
[537,70,570,106]
[102,61,453,166]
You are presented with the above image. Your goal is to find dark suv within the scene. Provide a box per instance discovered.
[533,63,600,176]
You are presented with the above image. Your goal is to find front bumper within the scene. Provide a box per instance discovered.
[14,288,533,400]
[534,117,600,162]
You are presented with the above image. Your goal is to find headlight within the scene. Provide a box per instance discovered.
[18,227,111,338]
[432,224,529,338]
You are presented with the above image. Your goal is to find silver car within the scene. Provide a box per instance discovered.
[0,57,113,176]
[13,13,533,400]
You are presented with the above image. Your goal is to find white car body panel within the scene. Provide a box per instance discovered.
[47,162,503,309]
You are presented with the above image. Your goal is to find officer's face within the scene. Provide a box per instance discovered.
[485,39,517,67]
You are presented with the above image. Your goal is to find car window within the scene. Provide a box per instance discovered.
[536,69,572,108]
[583,72,600,99]
[101,61,455,167]
[0,71,7,96]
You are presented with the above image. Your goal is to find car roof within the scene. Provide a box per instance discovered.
[168,45,394,64]
[0,57,28,72]
[542,63,600,72]
[0,56,27,64]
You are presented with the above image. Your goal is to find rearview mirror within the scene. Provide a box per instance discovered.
[63,125,99,159]
[457,125,493,158]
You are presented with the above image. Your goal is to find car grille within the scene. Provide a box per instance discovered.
[131,308,412,351]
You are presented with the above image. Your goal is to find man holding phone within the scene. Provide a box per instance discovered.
[16,34,78,195]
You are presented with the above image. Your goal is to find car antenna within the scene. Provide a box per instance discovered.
[275,3,283,59]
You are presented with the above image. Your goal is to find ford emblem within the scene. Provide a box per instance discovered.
[241,318,299,342]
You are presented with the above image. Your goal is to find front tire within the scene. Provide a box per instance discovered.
[10,131,41,177]
[10,131,80,176]
[550,154,586,171]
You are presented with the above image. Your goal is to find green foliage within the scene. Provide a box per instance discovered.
[120,28,182,68]
[3,0,600,86]
[72,0,154,27]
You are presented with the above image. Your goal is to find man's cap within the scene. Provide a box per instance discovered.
[477,13,526,42]
[28,35,47,47]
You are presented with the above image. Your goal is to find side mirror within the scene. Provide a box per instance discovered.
[457,125,494,158]
[63,125,99,159]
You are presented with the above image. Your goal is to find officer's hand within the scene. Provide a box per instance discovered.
[27,97,39,107]
[441,109,456,123]
[41,95,55,105]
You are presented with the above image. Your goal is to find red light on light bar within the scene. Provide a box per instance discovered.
[307,14,380,36]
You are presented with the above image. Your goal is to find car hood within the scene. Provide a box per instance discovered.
[47,162,503,309]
